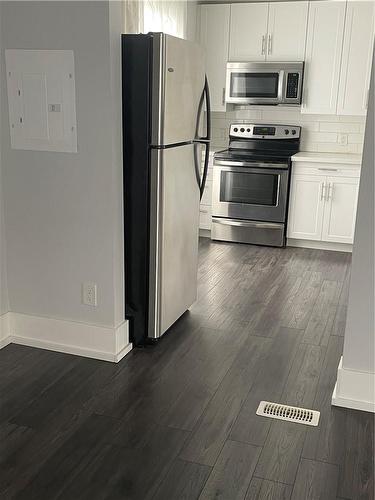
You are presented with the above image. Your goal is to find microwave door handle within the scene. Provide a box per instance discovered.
[278,70,285,103]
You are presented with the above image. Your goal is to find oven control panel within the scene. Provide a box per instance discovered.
[230,124,301,140]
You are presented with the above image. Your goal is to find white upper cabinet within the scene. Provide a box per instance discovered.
[267,2,308,61]
[302,1,346,114]
[229,2,308,62]
[199,4,230,112]
[337,1,375,116]
[229,3,269,61]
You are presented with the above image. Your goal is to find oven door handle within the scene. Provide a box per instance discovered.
[214,160,289,170]
[212,218,284,230]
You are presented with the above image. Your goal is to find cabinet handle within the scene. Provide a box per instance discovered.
[268,34,272,55]
[222,87,226,106]
[318,168,338,172]
[328,182,333,200]
[320,182,326,201]
[302,89,307,108]
[261,35,266,55]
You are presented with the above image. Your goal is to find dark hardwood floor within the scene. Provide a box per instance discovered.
[1,238,374,499]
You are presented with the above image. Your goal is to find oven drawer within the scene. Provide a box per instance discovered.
[211,218,285,247]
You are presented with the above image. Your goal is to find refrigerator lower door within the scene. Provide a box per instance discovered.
[149,143,200,338]
[151,33,205,146]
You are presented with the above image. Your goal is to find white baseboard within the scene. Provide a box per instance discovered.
[199,228,211,238]
[332,357,375,413]
[287,238,353,253]
[0,312,132,363]
[0,312,11,348]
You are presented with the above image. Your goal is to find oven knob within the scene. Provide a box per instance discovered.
[247,128,251,132]
[284,129,290,135]
[233,127,238,132]
[292,129,296,135]
[240,128,245,132]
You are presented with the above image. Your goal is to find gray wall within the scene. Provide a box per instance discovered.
[0,13,9,317]
[342,50,374,374]
[0,1,124,327]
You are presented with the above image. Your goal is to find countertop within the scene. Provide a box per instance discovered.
[291,151,362,165]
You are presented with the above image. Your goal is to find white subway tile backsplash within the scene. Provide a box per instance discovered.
[209,107,365,154]
[314,142,359,154]
[338,115,367,123]
[319,122,360,133]
[302,131,338,143]
[234,109,263,120]
[348,133,363,144]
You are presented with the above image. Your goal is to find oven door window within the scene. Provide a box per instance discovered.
[230,72,279,98]
[220,171,279,206]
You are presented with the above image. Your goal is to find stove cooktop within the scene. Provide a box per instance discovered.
[214,123,301,165]
[214,148,293,164]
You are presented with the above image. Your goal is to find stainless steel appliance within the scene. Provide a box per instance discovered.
[212,124,300,247]
[226,62,304,105]
[122,33,210,345]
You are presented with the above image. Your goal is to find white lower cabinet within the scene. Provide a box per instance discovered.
[288,166,360,245]
[287,174,326,241]
[321,177,359,244]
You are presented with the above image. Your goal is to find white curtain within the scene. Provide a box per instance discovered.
[124,0,187,39]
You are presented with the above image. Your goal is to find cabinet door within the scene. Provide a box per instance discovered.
[322,177,359,244]
[229,3,269,61]
[302,1,346,114]
[267,1,308,61]
[337,1,375,116]
[287,174,326,241]
[199,5,230,112]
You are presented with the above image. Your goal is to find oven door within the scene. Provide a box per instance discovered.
[212,162,289,223]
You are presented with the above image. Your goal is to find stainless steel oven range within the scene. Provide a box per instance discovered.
[212,124,301,247]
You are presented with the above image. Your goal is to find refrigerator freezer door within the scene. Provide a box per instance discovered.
[151,33,205,146]
[149,144,200,338]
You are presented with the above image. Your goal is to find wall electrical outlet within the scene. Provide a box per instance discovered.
[82,282,97,307]
[338,133,348,145]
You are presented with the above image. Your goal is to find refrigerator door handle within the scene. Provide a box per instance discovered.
[200,142,210,200]
[195,76,211,199]
[195,75,211,142]
[194,141,210,201]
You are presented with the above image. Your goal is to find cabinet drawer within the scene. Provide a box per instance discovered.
[292,163,361,178]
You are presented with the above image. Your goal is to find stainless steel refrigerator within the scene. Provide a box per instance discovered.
[122,33,211,346]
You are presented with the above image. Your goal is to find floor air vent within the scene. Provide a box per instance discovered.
[256,401,320,427]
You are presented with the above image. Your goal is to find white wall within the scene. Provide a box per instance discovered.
[0,176,8,318]
[342,57,374,372]
[187,1,199,41]
[0,1,124,329]
[332,49,375,412]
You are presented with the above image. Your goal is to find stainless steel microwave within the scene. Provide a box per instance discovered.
[226,62,304,106]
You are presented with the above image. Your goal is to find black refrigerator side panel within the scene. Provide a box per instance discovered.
[122,34,152,346]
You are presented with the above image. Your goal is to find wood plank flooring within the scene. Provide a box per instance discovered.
[1,238,374,499]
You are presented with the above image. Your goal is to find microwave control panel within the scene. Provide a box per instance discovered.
[286,73,300,99]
